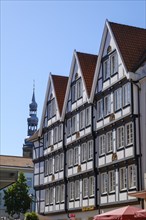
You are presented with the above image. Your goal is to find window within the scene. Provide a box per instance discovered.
[126,122,133,145]
[97,99,103,120]
[104,95,111,116]
[48,158,53,174]
[101,173,108,193]
[55,155,59,172]
[114,88,122,111]
[77,79,82,99]
[85,107,91,126]
[51,98,56,117]
[44,160,48,176]
[103,60,109,80]
[53,127,58,144]
[120,167,127,190]
[81,143,87,162]
[109,171,115,192]
[44,133,48,149]
[123,83,131,106]
[49,187,53,204]
[74,147,79,165]
[89,177,95,196]
[117,126,124,149]
[88,140,93,160]
[106,131,113,152]
[58,124,62,141]
[48,98,56,119]
[60,185,65,202]
[27,177,32,187]
[110,52,118,75]
[83,178,88,197]
[67,119,71,136]
[70,182,74,200]
[72,115,77,133]
[45,189,49,205]
[47,102,51,119]
[79,110,85,129]
[71,78,82,103]
[48,130,52,146]
[128,165,136,188]
[75,180,80,199]
[72,84,76,103]
[68,149,73,166]
[99,135,105,155]
[60,153,64,170]
[55,186,60,203]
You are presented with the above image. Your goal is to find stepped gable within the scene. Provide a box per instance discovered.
[109,21,146,72]
[52,75,68,115]
[77,51,98,97]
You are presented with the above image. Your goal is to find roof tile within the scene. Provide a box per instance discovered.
[0,155,33,168]
[109,22,146,72]
[76,52,98,96]
[52,75,68,114]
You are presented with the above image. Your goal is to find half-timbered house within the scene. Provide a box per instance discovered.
[29,20,146,220]
[90,20,146,212]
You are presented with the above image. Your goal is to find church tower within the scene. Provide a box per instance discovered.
[23,84,38,158]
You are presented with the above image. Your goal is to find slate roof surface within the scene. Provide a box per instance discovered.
[0,155,33,168]
[77,51,98,96]
[52,75,68,114]
[109,21,146,72]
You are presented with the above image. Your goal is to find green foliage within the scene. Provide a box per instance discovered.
[4,172,32,217]
[25,212,39,220]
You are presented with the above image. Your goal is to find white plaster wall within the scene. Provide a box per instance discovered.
[139,77,146,183]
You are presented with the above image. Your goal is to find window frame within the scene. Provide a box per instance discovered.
[104,95,111,116]
[89,176,95,197]
[117,126,124,149]
[69,182,74,200]
[109,170,115,192]
[128,164,136,189]
[125,122,133,146]
[99,134,106,156]
[97,99,103,120]
[81,143,87,162]
[123,83,131,107]
[83,178,88,198]
[106,131,113,153]
[79,110,85,130]
[120,167,127,190]
[101,172,108,194]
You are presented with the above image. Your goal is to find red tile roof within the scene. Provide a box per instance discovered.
[77,52,98,97]
[109,21,146,72]
[52,75,68,114]
[0,155,33,168]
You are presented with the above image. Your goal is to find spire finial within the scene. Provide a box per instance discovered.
[33,80,35,93]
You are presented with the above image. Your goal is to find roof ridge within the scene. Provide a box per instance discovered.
[0,155,30,158]
[51,74,68,78]
[109,21,146,31]
[76,51,98,57]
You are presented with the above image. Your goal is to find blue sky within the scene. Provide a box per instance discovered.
[1,0,146,156]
